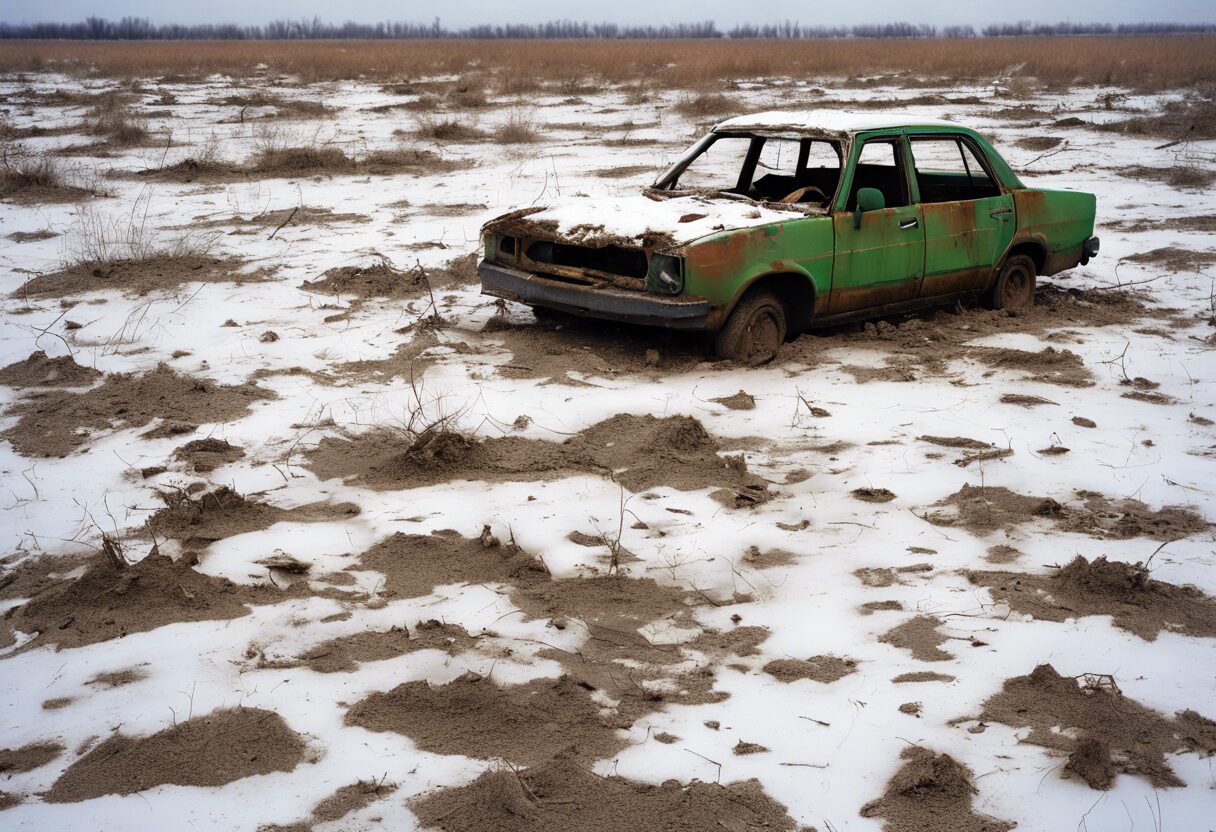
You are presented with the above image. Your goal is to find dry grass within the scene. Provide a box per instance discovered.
[411,113,486,142]
[1100,91,1216,139]
[61,191,220,271]
[493,110,540,144]
[673,92,738,116]
[84,93,150,145]
[1,37,1213,90]
[0,143,101,203]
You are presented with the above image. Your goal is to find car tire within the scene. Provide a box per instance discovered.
[713,290,787,364]
[984,254,1037,310]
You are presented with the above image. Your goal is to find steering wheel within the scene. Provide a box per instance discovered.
[779,185,827,205]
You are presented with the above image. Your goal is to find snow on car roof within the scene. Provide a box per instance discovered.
[714,110,964,135]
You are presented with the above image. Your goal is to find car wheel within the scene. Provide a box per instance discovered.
[985,254,1037,310]
[713,290,787,364]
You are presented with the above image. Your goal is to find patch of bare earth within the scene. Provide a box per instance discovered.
[1,365,274,458]
[860,746,1013,832]
[173,437,244,472]
[0,351,100,388]
[968,555,1216,640]
[763,655,857,683]
[923,485,1208,540]
[11,255,264,299]
[44,708,306,802]
[145,486,359,547]
[879,616,952,662]
[305,414,770,507]
[980,664,1216,789]
[0,742,63,773]
[411,753,796,832]
[261,780,398,832]
[1122,245,1216,272]
[269,621,476,673]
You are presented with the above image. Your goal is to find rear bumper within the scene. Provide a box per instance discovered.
[1081,235,1100,265]
[479,260,710,330]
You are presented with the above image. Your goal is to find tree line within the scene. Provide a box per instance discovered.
[0,17,1213,40]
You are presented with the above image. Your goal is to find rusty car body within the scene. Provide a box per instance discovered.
[478,111,1100,361]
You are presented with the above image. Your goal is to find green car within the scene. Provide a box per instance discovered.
[479,111,1100,362]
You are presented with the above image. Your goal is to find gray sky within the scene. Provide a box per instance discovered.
[3,0,1214,26]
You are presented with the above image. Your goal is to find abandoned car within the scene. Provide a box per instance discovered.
[479,111,1100,361]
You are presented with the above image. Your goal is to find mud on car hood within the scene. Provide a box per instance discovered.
[484,193,803,250]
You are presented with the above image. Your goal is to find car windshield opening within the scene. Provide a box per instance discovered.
[660,133,843,208]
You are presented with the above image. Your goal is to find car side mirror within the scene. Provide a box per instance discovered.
[853,187,885,229]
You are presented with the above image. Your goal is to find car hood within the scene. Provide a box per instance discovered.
[484,192,806,250]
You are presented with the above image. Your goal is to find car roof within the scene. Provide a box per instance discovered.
[713,109,964,136]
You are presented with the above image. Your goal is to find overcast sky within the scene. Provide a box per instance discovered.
[4,0,1215,26]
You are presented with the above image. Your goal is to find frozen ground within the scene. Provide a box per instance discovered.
[1,72,1214,830]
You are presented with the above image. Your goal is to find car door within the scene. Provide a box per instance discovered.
[830,136,925,315]
[909,134,1016,297]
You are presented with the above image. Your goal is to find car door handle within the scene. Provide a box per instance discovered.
[989,208,1013,218]
[899,218,919,229]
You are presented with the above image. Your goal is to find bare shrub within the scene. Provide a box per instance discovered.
[493,110,540,144]
[85,94,150,145]
[413,113,486,142]
[447,81,488,109]
[673,92,738,117]
[0,141,100,203]
[61,189,219,271]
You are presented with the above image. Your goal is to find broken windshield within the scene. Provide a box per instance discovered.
[655,132,844,208]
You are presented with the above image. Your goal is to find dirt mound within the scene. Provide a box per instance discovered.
[980,664,1216,789]
[968,555,1216,641]
[351,530,544,600]
[892,672,954,683]
[972,345,1093,387]
[307,414,770,507]
[879,616,952,662]
[923,485,1207,540]
[853,487,896,503]
[345,672,623,765]
[411,753,797,832]
[173,437,244,472]
[3,551,277,650]
[278,622,477,673]
[301,261,429,298]
[919,435,991,449]
[145,486,358,546]
[0,742,63,773]
[763,655,857,683]
[860,746,1013,832]
[262,780,398,832]
[0,351,100,388]
[711,390,756,410]
[1123,245,1216,273]
[45,707,306,802]
[2,365,274,458]
[12,255,264,299]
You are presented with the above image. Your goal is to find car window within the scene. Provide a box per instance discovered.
[848,139,909,209]
[909,136,1001,203]
[673,136,752,191]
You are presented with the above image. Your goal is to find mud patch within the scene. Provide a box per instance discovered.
[0,351,100,388]
[0,742,63,773]
[411,754,796,832]
[923,485,1207,540]
[173,437,244,472]
[11,255,264,299]
[879,616,952,662]
[307,414,769,506]
[345,672,622,765]
[972,346,1092,387]
[146,486,358,546]
[979,664,1216,789]
[45,708,306,802]
[968,555,1216,641]
[1,365,273,458]
[860,746,1013,832]
[764,655,857,684]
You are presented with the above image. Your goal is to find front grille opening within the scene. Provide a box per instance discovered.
[525,241,647,279]
[498,235,517,255]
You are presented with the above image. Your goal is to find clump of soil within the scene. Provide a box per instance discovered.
[764,655,857,684]
[12,255,264,299]
[276,621,476,673]
[345,672,622,765]
[712,390,755,410]
[923,485,1207,541]
[0,351,100,388]
[1,365,274,458]
[973,345,1092,387]
[301,260,428,299]
[733,740,768,755]
[856,564,932,588]
[853,487,896,503]
[0,742,63,773]
[919,435,990,450]
[879,616,952,662]
[145,486,358,546]
[968,555,1216,641]
[262,780,398,832]
[979,664,1216,789]
[173,437,244,472]
[3,551,276,650]
[45,708,306,802]
[892,672,955,684]
[860,746,1013,832]
[307,414,770,507]
[410,754,797,832]
[86,668,147,688]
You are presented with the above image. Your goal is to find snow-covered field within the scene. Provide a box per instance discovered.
[1,71,1214,831]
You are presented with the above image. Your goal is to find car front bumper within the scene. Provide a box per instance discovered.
[479,260,711,330]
